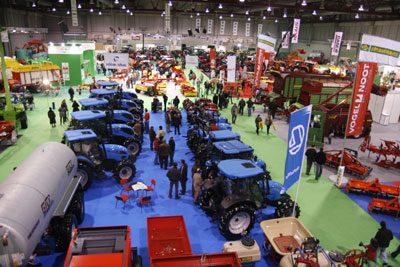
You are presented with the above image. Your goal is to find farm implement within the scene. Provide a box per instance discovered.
[359,135,400,170]
[368,197,400,219]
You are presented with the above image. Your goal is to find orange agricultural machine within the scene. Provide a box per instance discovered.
[345,178,400,197]
[359,136,400,170]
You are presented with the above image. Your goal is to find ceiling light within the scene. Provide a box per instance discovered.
[122,4,126,9]
[12,28,16,32]
[267,6,272,12]
[245,10,249,15]
[126,9,130,13]
[239,0,245,2]
[168,1,172,6]
[196,12,200,16]
[219,3,223,9]
[161,13,164,17]
[283,12,287,18]
[319,15,323,20]
[190,14,193,18]
[275,19,278,23]
[312,10,317,15]
[301,0,307,6]
[90,8,93,12]
[359,5,364,11]
[219,15,222,19]
[263,15,266,20]
[98,11,102,15]
[248,17,251,21]
[77,3,81,8]
[59,0,64,2]
[205,8,209,13]
[130,12,133,15]
[67,10,70,14]
[52,7,56,12]
[114,0,119,4]
[355,13,360,19]
[230,13,234,17]
[32,2,36,7]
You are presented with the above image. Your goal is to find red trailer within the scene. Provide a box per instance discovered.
[151,252,241,267]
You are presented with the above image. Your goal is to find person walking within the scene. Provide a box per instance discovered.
[154,137,160,165]
[213,94,219,106]
[255,114,262,135]
[167,163,181,199]
[305,145,317,175]
[165,111,172,133]
[265,112,273,134]
[238,98,245,115]
[315,148,326,180]
[231,103,238,124]
[68,87,75,102]
[162,94,168,111]
[169,136,175,166]
[173,96,180,108]
[204,81,210,97]
[144,109,150,134]
[327,124,335,145]
[48,108,56,127]
[390,244,400,258]
[58,105,67,125]
[172,111,181,135]
[149,126,156,151]
[179,159,188,195]
[158,140,170,170]
[375,221,393,266]
[247,98,253,116]
[72,100,80,112]
[269,99,278,119]
[193,168,203,204]
[196,77,201,97]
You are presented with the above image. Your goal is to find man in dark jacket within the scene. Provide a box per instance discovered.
[213,94,219,106]
[247,98,253,116]
[238,99,245,115]
[315,147,326,180]
[149,126,156,151]
[169,136,175,166]
[162,94,168,111]
[375,221,393,266]
[167,162,181,199]
[68,87,75,102]
[173,96,180,108]
[179,159,188,195]
[172,112,181,135]
[158,140,170,170]
[305,145,317,175]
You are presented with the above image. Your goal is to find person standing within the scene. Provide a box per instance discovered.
[213,94,219,106]
[247,98,253,116]
[68,87,75,102]
[269,99,278,119]
[162,94,168,111]
[153,137,160,165]
[173,96,180,108]
[196,77,201,97]
[305,145,317,175]
[231,103,238,124]
[172,111,181,135]
[157,126,166,143]
[133,121,142,141]
[179,159,188,195]
[169,136,175,166]
[204,81,210,97]
[327,124,335,145]
[144,109,150,134]
[315,148,326,180]
[265,112,273,135]
[238,98,245,115]
[167,163,181,199]
[193,168,203,204]
[165,111,172,133]
[255,114,262,135]
[149,126,156,151]
[58,105,67,125]
[72,100,80,112]
[48,108,56,127]
[375,221,393,266]
[158,140,170,170]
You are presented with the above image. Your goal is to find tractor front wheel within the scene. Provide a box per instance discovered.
[148,88,155,96]
[113,163,135,183]
[275,199,300,218]
[219,204,256,240]
[124,140,140,158]
[76,164,92,191]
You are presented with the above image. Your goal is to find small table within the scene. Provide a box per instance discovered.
[131,182,148,198]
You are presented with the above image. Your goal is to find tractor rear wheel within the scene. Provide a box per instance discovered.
[125,140,140,157]
[113,163,135,183]
[275,199,300,218]
[219,204,256,240]
[54,214,77,252]
[76,164,92,191]
[68,189,85,224]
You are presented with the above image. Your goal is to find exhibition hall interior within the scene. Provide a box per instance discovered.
[1,0,400,266]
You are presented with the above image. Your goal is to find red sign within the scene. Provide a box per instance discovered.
[210,48,216,71]
[346,61,377,136]
[254,47,265,88]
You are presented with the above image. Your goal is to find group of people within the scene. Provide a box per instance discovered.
[47,99,80,128]
[305,145,327,180]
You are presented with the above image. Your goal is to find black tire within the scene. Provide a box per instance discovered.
[148,88,155,96]
[199,189,221,215]
[218,204,256,240]
[76,164,92,191]
[113,162,135,183]
[135,88,141,94]
[54,214,78,252]
[68,189,85,224]
[275,199,301,218]
[124,140,140,157]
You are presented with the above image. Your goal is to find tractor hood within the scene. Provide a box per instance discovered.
[111,124,134,136]
[103,144,129,158]
[218,159,264,179]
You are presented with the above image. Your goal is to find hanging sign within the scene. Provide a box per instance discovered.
[282,31,290,49]
[71,0,78,27]
[185,55,199,67]
[359,34,400,66]
[210,47,216,71]
[207,19,213,34]
[257,34,276,53]
[227,56,236,82]
[165,4,171,33]
[347,41,352,50]
[291,18,301,43]
[245,23,251,37]
[104,53,129,69]
[1,31,9,42]
[331,32,343,56]
[62,62,70,81]
[196,18,201,30]
[232,21,238,36]
[257,24,263,36]
[220,21,225,35]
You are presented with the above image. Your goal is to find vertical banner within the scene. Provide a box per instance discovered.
[71,0,78,27]
[283,105,312,192]
[210,47,216,71]
[254,48,265,88]
[62,62,70,81]
[165,4,171,33]
[291,18,301,43]
[245,23,251,37]
[195,18,201,31]
[220,20,226,35]
[207,19,213,34]
[232,21,238,36]
[1,31,9,42]
[347,41,352,50]
[282,31,290,49]
[331,32,343,56]
[227,56,236,82]
[346,61,377,136]
[257,24,263,36]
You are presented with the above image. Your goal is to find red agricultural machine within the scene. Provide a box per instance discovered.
[345,178,400,197]
[324,148,373,179]
[0,120,17,146]
[359,136,400,170]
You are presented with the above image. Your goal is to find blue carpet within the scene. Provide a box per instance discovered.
[37,110,279,267]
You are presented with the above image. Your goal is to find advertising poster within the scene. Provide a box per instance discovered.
[210,48,216,71]
[331,32,343,56]
[104,53,129,69]
[227,56,236,82]
[185,55,199,67]
[291,18,301,43]
[282,31,290,49]
[62,62,70,81]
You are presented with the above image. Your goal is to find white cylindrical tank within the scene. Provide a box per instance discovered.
[0,142,78,267]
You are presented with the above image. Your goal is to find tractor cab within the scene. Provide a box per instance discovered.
[208,130,241,145]
[96,80,119,90]
[79,98,109,110]
[90,89,143,115]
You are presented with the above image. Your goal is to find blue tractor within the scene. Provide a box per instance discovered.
[96,80,119,90]
[79,98,141,126]
[200,159,300,240]
[90,89,143,115]
[70,110,142,157]
[64,129,135,188]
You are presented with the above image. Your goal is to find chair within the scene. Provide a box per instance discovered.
[145,179,156,195]
[115,195,130,209]
[139,196,152,212]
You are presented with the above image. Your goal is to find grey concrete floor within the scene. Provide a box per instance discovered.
[253,107,400,184]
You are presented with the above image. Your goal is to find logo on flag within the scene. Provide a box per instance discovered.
[289,125,305,155]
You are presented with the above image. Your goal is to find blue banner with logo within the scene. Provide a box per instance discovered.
[283,105,312,193]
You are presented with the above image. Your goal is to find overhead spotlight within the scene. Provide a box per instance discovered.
[90,8,93,12]
[114,0,119,4]
[32,2,36,7]
[319,15,323,20]
[130,12,133,15]
[98,11,102,15]
[275,18,278,23]
[58,0,64,2]
[168,1,172,6]
[161,13,164,17]
[122,4,126,9]
[283,9,287,18]
[301,0,307,6]
[312,10,317,15]
[359,5,364,11]
[196,12,200,16]
[267,6,272,12]
[126,9,130,13]
[230,13,234,17]
[262,15,266,20]
[219,3,223,9]
[52,7,56,12]
[355,13,360,19]
[67,10,70,14]
[239,0,245,2]
[77,3,81,8]
[190,14,193,18]
[245,10,249,15]
[219,15,222,19]
[12,28,16,32]
[248,17,251,21]
[205,8,209,13]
